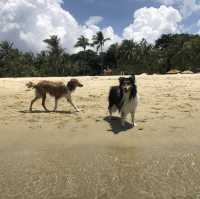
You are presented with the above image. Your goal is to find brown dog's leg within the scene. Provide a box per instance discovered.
[53,98,58,112]
[42,94,49,112]
[29,97,39,112]
[66,96,80,112]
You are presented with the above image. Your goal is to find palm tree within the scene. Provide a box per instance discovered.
[43,35,63,56]
[92,31,110,54]
[155,34,181,72]
[74,35,90,74]
[119,40,138,61]
[117,40,139,73]
[104,43,119,68]
[92,31,110,73]
[74,35,89,51]
[43,35,64,75]
[0,41,14,59]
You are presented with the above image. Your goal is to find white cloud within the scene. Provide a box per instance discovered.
[123,5,182,43]
[102,26,121,50]
[0,0,120,53]
[86,16,103,26]
[156,0,178,5]
[0,0,81,53]
[156,0,200,18]
[198,19,200,27]
[0,0,190,54]
[180,0,200,18]
[197,19,200,34]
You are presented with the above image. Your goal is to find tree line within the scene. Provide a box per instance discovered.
[0,31,200,77]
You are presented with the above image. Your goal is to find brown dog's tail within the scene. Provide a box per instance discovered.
[26,81,36,89]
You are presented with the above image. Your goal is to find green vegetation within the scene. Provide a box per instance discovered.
[0,32,200,77]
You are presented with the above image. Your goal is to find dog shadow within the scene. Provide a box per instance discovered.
[19,110,74,114]
[104,116,133,134]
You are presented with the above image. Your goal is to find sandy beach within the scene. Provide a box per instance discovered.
[0,74,200,199]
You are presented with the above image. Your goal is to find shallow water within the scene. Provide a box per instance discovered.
[1,144,200,199]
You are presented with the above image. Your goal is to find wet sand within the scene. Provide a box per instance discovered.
[0,74,200,199]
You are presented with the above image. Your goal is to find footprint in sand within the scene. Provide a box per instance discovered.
[89,94,97,98]
[28,119,38,123]
[150,111,159,114]
[76,117,82,122]
[81,124,88,128]
[151,107,162,110]
[137,119,147,123]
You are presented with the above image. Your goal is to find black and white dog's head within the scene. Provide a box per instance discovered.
[118,75,137,101]
[119,75,136,95]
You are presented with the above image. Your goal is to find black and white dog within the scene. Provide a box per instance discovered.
[108,75,138,127]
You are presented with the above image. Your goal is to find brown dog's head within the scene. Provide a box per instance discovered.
[67,79,83,92]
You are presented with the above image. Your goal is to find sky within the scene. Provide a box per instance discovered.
[0,0,200,53]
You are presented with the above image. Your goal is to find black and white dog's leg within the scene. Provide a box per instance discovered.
[108,105,117,120]
[108,105,113,120]
[131,96,138,127]
[108,107,112,121]
[131,111,137,127]
[121,112,127,127]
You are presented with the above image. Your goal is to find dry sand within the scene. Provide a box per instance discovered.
[0,74,200,199]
